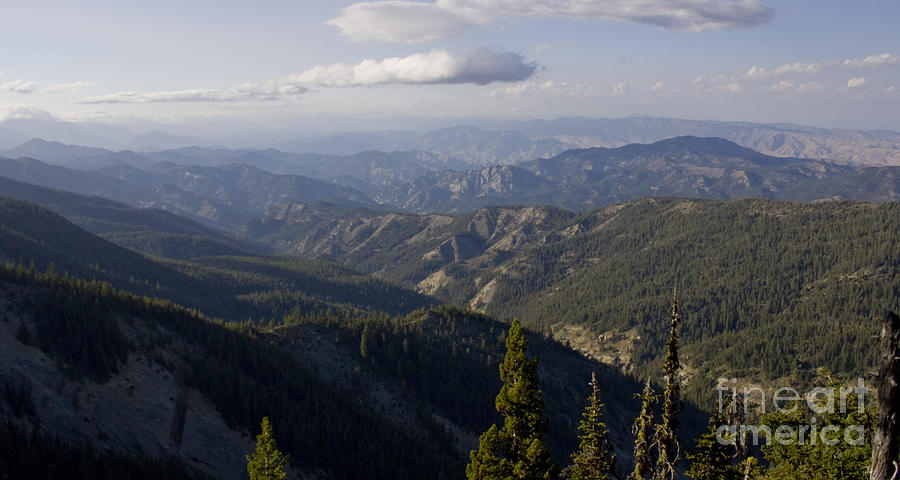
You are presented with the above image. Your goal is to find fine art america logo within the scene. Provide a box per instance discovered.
[714,377,869,447]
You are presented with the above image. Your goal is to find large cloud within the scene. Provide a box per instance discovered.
[287,48,538,86]
[329,0,775,43]
[79,83,307,104]
[79,49,533,104]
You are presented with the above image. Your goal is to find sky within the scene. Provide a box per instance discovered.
[1,0,899,133]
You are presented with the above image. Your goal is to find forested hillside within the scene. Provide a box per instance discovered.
[0,175,262,259]
[0,260,662,478]
[244,197,899,401]
[0,197,432,319]
[0,266,461,479]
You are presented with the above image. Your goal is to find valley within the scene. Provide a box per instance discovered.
[0,123,897,479]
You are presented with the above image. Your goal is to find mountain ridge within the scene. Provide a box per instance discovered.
[5,114,900,166]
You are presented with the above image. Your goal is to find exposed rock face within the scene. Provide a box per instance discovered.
[244,202,583,304]
[375,165,553,213]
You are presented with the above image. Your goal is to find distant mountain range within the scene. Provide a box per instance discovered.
[2,136,898,219]
[0,175,263,259]
[375,136,889,212]
[2,115,900,167]
[0,153,374,229]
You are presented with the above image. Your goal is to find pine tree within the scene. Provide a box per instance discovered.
[654,293,682,480]
[246,417,288,480]
[629,378,657,480]
[467,319,557,480]
[569,372,616,480]
[685,413,740,480]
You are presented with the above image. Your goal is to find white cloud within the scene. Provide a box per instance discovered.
[79,48,532,105]
[329,0,775,43]
[648,81,679,94]
[764,80,823,93]
[692,52,898,95]
[327,1,476,43]
[43,81,95,93]
[846,77,867,88]
[767,79,795,91]
[746,52,900,78]
[1,79,39,94]
[79,82,307,104]
[692,74,743,93]
[842,52,900,68]
[288,48,538,87]
[490,79,636,98]
[611,80,631,96]
[490,80,568,97]
[0,75,95,94]
[0,104,55,121]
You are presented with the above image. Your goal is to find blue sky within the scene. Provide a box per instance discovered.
[1,0,898,132]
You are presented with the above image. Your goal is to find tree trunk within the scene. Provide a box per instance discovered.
[871,311,900,480]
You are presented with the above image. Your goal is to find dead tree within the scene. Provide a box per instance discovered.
[870,311,900,480]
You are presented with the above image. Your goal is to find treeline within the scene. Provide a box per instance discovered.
[0,260,653,477]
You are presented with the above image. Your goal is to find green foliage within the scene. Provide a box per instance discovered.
[568,372,616,480]
[758,372,875,480]
[685,413,741,480]
[246,417,288,480]
[467,424,511,479]
[629,379,657,480]
[468,319,557,480]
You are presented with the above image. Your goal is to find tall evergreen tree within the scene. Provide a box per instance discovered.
[569,372,616,480]
[629,379,657,480]
[246,417,288,480]
[654,293,682,480]
[467,319,557,480]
